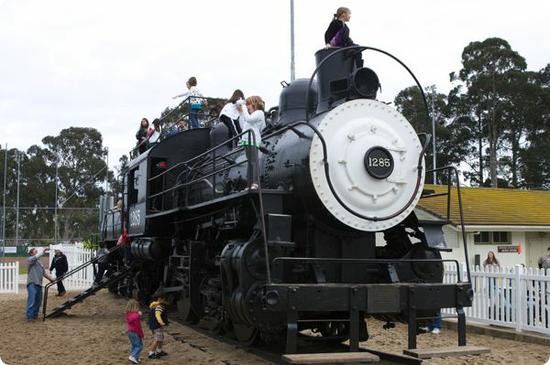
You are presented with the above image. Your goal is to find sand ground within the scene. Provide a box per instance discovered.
[0,289,549,365]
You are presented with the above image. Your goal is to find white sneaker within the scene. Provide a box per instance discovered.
[431,328,441,334]
[419,326,430,332]
[128,356,139,364]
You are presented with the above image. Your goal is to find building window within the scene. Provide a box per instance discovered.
[474,231,510,245]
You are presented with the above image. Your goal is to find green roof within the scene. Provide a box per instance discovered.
[417,185,550,226]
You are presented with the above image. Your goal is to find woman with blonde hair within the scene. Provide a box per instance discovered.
[237,96,266,190]
[324,6,363,67]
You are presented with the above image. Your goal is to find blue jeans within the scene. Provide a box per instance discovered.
[189,110,200,129]
[26,283,43,320]
[429,310,442,330]
[128,332,143,359]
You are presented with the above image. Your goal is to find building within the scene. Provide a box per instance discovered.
[416,185,550,268]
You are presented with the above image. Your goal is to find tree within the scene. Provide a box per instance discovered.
[520,64,550,188]
[41,127,108,241]
[394,85,471,183]
[450,38,527,187]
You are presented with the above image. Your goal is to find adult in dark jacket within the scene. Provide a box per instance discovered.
[49,249,69,296]
[324,7,363,67]
[135,118,150,154]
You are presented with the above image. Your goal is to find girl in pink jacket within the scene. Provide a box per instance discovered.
[125,299,144,364]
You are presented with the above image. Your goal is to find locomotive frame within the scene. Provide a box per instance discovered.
[100,46,475,357]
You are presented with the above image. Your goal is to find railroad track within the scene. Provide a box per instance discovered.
[168,316,422,365]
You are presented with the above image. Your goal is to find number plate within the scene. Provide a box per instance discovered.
[364,146,394,179]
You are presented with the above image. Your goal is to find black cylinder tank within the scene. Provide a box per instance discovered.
[277,78,318,126]
[314,48,355,113]
[131,239,170,260]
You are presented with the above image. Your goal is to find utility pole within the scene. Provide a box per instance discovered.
[15,151,20,247]
[2,143,6,256]
[290,0,296,81]
[54,162,58,244]
[431,94,437,184]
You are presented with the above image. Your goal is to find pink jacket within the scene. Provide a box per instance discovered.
[125,311,144,338]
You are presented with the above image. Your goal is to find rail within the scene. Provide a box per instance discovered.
[147,129,255,204]
[421,165,472,283]
[101,207,123,241]
[130,96,220,159]
[42,244,124,320]
[272,257,463,284]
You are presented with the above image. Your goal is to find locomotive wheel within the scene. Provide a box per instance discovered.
[177,296,200,324]
[232,322,259,345]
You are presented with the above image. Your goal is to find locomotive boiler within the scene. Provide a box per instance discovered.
[101,46,473,355]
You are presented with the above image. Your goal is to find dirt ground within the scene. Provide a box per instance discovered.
[365,319,550,365]
[0,290,270,365]
[0,289,549,365]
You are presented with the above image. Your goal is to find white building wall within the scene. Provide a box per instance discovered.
[440,228,527,268]
[525,232,550,267]
[374,223,539,269]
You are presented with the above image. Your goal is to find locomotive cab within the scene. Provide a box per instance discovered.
[125,128,211,238]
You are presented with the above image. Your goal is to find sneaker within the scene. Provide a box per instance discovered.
[148,353,159,359]
[156,351,168,357]
[431,328,441,334]
[249,183,259,190]
[128,356,139,364]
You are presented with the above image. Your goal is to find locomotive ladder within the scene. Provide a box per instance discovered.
[42,244,130,320]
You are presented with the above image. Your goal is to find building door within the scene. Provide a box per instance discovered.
[526,232,549,268]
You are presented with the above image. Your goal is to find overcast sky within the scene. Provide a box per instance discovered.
[1,0,549,170]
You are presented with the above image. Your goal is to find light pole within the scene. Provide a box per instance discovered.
[431,94,437,184]
[290,0,295,81]
[15,151,20,247]
[54,162,59,244]
[1,143,6,256]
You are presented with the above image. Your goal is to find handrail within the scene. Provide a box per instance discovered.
[130,95,220,158]
[272,257,463,283]
[146,130,255,207]
[42,244,125,320]
[423,165,472,284]
[148,130,250,183]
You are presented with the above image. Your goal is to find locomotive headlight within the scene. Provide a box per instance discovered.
[309,99,425,232]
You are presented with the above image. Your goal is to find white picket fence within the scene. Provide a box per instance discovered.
[49,243,95,290]
[0,262,19,294]
[443,264,550,335]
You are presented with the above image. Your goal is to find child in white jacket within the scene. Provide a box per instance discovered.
[237,96,266,190]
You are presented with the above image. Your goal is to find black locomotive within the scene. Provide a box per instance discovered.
[101,46,473,355]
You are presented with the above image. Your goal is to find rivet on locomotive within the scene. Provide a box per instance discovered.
[101,46,474,354]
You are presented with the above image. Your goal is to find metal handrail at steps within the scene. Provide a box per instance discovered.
[42,244,124,320]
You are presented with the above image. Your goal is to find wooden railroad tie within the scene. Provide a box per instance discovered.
[403,345,490,359]
[282,351,380,364]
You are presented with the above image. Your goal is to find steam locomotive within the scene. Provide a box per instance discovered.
[101,46,473,354]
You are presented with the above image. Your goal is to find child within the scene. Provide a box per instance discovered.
[219,89,245,143]
[324,7,363,67]
[237,96,266,190]
[148,294,169,359]
[125,299,144,364]
[173,76,204,129]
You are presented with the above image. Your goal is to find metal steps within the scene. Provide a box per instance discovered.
[45,267,133,319]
